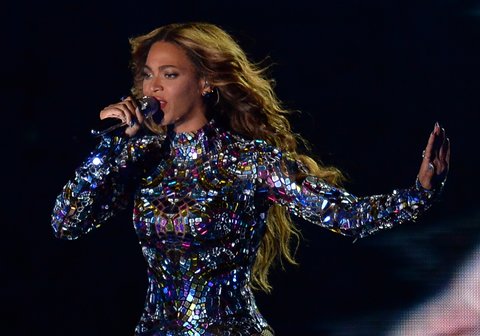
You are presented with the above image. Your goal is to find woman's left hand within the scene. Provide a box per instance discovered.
[417,122,451,190]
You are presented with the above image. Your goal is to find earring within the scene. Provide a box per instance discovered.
[202,80,220,104]
[202,87,220,105]
[201,90,212,97]
[201,80,214,97]
[202,80,211,96]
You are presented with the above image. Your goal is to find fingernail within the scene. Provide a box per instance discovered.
[121,95,129,101]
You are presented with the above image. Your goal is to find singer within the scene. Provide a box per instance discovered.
[51,22,450,335]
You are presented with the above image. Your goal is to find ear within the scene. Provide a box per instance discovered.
[201,79,214,96]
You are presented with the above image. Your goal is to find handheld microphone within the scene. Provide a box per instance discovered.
[90,96,162,137]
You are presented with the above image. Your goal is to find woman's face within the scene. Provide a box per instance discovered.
[142,41,208,133]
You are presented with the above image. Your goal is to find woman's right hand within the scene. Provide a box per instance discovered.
[99,96,146,137]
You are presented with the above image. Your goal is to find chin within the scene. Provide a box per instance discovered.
[160,116,174,126]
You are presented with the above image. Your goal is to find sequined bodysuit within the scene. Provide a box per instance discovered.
[51,120,437,335]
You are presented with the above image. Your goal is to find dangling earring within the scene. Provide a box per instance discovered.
[202,81,220,105]
[202,80,212,96]
[201,90,213,97]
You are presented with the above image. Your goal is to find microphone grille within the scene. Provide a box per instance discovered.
[138,96,159,117]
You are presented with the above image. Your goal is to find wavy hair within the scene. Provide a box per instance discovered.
[128,22,345,293]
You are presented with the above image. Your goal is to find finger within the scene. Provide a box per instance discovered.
[110,102,137,125]
[437,127,446,152]
[433,126,445,156]
[431,125,447,163]
[445,138,451,165]
[123,103,138,127]
[100,105,128,122]
[435,137,450,178]
[434,121,441,136]
[440,127,446,143]
[122,98,151,127]
[116,99,138,125]
[423,130,436,162]
[134,106,146,125]
[439,131,448,159]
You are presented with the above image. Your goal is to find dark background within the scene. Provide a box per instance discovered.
[5,0,480,335]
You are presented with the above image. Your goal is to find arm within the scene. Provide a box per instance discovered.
[51,133,163,240]
[257,149,436,238]
[256,123,450,238]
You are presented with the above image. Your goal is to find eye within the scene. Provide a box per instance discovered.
[164,73,178,79]
[141,71,153,79]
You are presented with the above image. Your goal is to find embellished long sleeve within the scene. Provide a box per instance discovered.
[255,144,440,238]
[49,119,446,335]
[51,134,164,240]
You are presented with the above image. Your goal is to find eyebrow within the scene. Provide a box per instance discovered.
[143,64,179,71]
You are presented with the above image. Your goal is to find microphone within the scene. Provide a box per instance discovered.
[90,96,162,137]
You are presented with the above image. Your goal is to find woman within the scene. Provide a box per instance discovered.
[51,22,450,335]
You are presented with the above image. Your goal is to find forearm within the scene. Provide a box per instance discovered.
[51,133,163,239]
[289,176,438,238]
[51,136,130,239]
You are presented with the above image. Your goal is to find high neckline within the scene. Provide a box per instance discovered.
[169,119,216,148]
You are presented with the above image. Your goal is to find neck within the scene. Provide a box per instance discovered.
[172,115,208,134]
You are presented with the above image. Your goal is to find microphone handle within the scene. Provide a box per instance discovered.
[90,121,128,137]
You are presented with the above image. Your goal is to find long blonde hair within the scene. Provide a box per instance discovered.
[129,22,345,293]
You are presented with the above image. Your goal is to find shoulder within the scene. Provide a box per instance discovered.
[127,133,166,148]
[208,126,284,176]
[222,132,283,162]
[110,133,166,163]
[222,133,306,179]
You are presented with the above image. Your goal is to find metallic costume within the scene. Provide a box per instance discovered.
[51,120,439,335]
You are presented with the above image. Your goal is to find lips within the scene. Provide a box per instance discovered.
[153,98,166,110]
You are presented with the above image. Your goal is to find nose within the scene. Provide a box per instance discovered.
[150,76,163,93]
